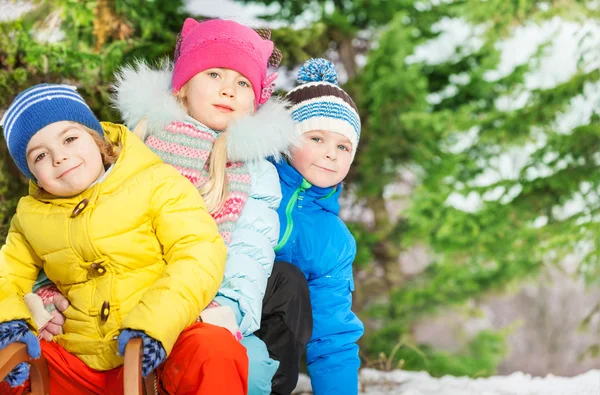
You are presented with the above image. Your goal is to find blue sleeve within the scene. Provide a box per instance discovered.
[214,160,281,335]
[306,238,364,395]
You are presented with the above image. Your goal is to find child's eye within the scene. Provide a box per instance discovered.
[34,152,47,163]
[65,136,77,144]
[209,71,220,79]
[338,145,349,151]
[238,80,250,87]
[311,137,322,143]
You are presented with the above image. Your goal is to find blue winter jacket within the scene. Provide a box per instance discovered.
[270,158,364,395]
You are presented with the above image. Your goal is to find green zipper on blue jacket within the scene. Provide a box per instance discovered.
[274,179,312,252]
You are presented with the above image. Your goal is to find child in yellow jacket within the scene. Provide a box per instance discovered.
[0,84,247,394]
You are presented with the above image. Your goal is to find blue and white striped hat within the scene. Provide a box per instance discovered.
[0,84,104,180]
[285,58,361,158]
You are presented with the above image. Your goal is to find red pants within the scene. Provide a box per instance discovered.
[0,323,248,395]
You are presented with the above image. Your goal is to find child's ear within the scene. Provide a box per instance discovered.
[181,18,199,37]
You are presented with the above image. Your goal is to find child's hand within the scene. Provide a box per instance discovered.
[117,330,166,377]
[200,304,243,341]
[0,320,41,387]
[25,285,69,341]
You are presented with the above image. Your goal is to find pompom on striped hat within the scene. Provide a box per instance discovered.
[285,58,361,158]
[0,84,104,180]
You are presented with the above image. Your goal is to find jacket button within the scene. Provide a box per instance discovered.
[71,198,89,218]
[91,263,106,275]
[100,301,110,322]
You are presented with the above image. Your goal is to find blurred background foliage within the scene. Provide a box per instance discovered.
[1,0,598,377]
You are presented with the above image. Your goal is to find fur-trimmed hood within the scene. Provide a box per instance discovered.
[111,60,297,162]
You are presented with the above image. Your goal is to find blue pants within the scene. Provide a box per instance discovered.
[242,334,280,395]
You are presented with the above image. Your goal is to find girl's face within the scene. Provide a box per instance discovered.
[290,130,353,188]
[26,121,105,197]
[184,68,255,131]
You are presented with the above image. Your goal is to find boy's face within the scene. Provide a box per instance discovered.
[26,121,105,197]
[290,130,353,188]
[185,68,255,131]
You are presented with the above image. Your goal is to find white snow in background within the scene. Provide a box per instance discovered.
[406,17,487,66]
[0,0,33,22]
[293,369,600,395]
[443,126,480,154]
[424,15,600,214]
[185,0,282,28]
[554,80,600,134]
[185,0,315,29]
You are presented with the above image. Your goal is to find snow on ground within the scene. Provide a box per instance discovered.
[293,369,600,395]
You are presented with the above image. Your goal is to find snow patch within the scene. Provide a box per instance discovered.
[293,369,600,394]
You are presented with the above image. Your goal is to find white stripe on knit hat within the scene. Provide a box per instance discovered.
[4,89,86,135]
[3,87,85,136]
[295,116,359,158]
[289,95,361,136]
[289,95,360,119]
[286,80,349,96]
[289,94,359,114]
[5,94,88,146]
[3,85,81,135]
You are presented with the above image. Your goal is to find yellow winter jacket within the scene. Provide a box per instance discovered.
[0,122,226,371]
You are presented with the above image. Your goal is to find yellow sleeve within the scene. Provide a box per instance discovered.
[121,170,227,354]
[0,213,43,330]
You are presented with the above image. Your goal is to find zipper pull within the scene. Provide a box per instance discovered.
[297,179,312,207]
[300,179,312,191]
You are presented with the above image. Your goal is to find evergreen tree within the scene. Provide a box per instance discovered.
[235,0,599,375]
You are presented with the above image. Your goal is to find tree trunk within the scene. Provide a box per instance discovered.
[338,36,358,79]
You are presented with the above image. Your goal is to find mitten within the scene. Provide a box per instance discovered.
[0,320,41,387]
[118,330,166,377]
[200,303,243,341]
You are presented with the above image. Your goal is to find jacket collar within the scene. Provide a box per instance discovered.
[112,59,298,162]
[271,158,342,215]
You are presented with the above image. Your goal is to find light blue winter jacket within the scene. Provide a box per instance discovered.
[111,61,297,335]
[213,159,281,334]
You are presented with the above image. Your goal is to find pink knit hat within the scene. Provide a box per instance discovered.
[172,18,281,108]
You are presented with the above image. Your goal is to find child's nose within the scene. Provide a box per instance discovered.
[220,89,235,98]
[53,153,68,165]
[325,146,337,160]
[220,82,236,98]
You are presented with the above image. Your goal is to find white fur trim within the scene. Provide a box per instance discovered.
[111,59,187,140]
[227,96,298,162]
[112,59,297,161]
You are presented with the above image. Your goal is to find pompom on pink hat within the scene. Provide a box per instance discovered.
[171,18,281,108]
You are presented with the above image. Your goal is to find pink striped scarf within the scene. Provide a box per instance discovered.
[145,120,252,244]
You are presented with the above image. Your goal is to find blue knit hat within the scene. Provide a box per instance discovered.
[0,84,104,180]
[285,58,361,158]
